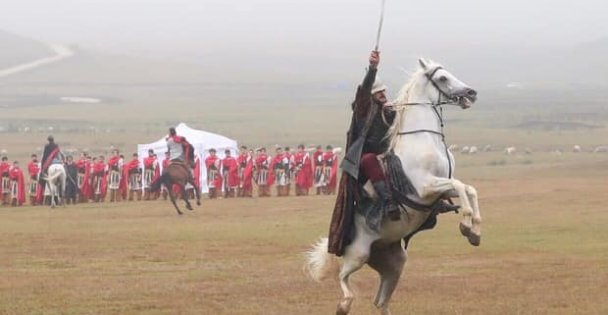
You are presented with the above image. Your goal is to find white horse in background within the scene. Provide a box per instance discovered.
[43,164,66,208]
[306,58,481,315]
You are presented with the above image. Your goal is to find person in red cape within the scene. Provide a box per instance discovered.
[1,156,11,205]
[9,161,26,206]
[91,156,108,202]
[106,150,123,202]
[237,145,254,197]
[254,148,271,197]
[166,127,194,168]
[27,154,41,205]
[322,145,339,195]
[294,144,313,196]
[192,154,201,199]
[205,149,222,199]
[312,145,324,195]
[269,147,290,197]
[36,135,62,204]
[143,149,160,200]
[76,153,92,202]
[221,150,239,198]
[124,153,142,201]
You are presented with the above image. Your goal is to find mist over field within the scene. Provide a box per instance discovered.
[0,0,607,160]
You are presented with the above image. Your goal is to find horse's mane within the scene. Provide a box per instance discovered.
[387,60,441,150]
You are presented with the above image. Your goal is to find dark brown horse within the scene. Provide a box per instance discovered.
[150,162,200,215]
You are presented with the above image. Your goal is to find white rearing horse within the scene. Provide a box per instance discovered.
[43,163,66,208]
[306,58,481,315]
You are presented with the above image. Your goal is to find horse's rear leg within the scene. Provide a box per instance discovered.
[166,180,182,215]
[180,185,193,210]
[192,181,201,206]
[336,232,373,315]
[168,190,182,215]
[368,242,407,315]
[188,179,201,206]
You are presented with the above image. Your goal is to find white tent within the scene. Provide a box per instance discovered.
[137,123,238,193]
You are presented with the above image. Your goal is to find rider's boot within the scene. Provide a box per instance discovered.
[433,199,461,213]
[372,181,401,221]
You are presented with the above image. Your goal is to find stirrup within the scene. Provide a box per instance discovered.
[433,200,460,214]
[386,204,401,221]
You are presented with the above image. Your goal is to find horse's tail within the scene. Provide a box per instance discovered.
[150,173,166,192]
[304,237,340,282]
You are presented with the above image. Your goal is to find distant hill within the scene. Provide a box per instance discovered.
[0,29,53,69]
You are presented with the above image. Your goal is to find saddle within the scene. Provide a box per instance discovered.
[169,160,190,170]
[356,152,459,231]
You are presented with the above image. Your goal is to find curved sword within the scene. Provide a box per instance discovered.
[374,0,387,51]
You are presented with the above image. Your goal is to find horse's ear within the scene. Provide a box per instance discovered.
[418,58,429,70]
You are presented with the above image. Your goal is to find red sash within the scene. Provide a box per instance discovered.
[41,147,60,172]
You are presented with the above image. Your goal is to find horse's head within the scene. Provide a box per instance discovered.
[416,58,477,109]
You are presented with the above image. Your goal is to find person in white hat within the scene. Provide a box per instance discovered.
[342,50,399,219]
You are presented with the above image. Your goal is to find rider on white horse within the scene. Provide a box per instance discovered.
[39,135,62,183]
[331,51,458,255]
[308,53,480,315]
[38,135,66,205]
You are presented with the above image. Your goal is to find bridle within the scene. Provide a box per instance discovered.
[389,66,457,178]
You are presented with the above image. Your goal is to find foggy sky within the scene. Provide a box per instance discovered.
[2,0,606,57]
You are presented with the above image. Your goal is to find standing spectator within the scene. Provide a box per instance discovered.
[92,156,107,202]
[64,156,78,205]
[9,161,25,206]
[284,146,294,196]
[269,147,289,197]
[322,145,339,195]
[27,154,40,205]
[221,150,239,198]
[143,150,160,200]
[312,145,324,195]
[254,148,271,197]
[106,150,123,202]
[0,156,10,205]
[125,153,142,201]
[237,146,254,197]
[76,153,92,203]
[294,144,313,196]
[205,149,222,199]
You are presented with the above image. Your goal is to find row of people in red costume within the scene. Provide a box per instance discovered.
[0,143,339,206]
[204,144,339,198]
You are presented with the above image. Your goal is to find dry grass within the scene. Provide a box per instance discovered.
[0,158,607,314]
[1,69,608,313]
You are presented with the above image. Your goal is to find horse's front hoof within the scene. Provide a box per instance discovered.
[196,201,201,206]
[336,297,353,315]
[459,222,471,237]
[186,205,193,211]
[468,233,481,246]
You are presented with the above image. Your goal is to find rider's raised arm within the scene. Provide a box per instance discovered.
[361,51,379,93]
[352,51,380,116]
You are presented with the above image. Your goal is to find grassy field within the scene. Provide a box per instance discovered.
[0,155,606,314]
[1,46,607,314]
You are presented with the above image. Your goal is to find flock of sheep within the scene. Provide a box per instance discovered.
[448,144,608,155]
